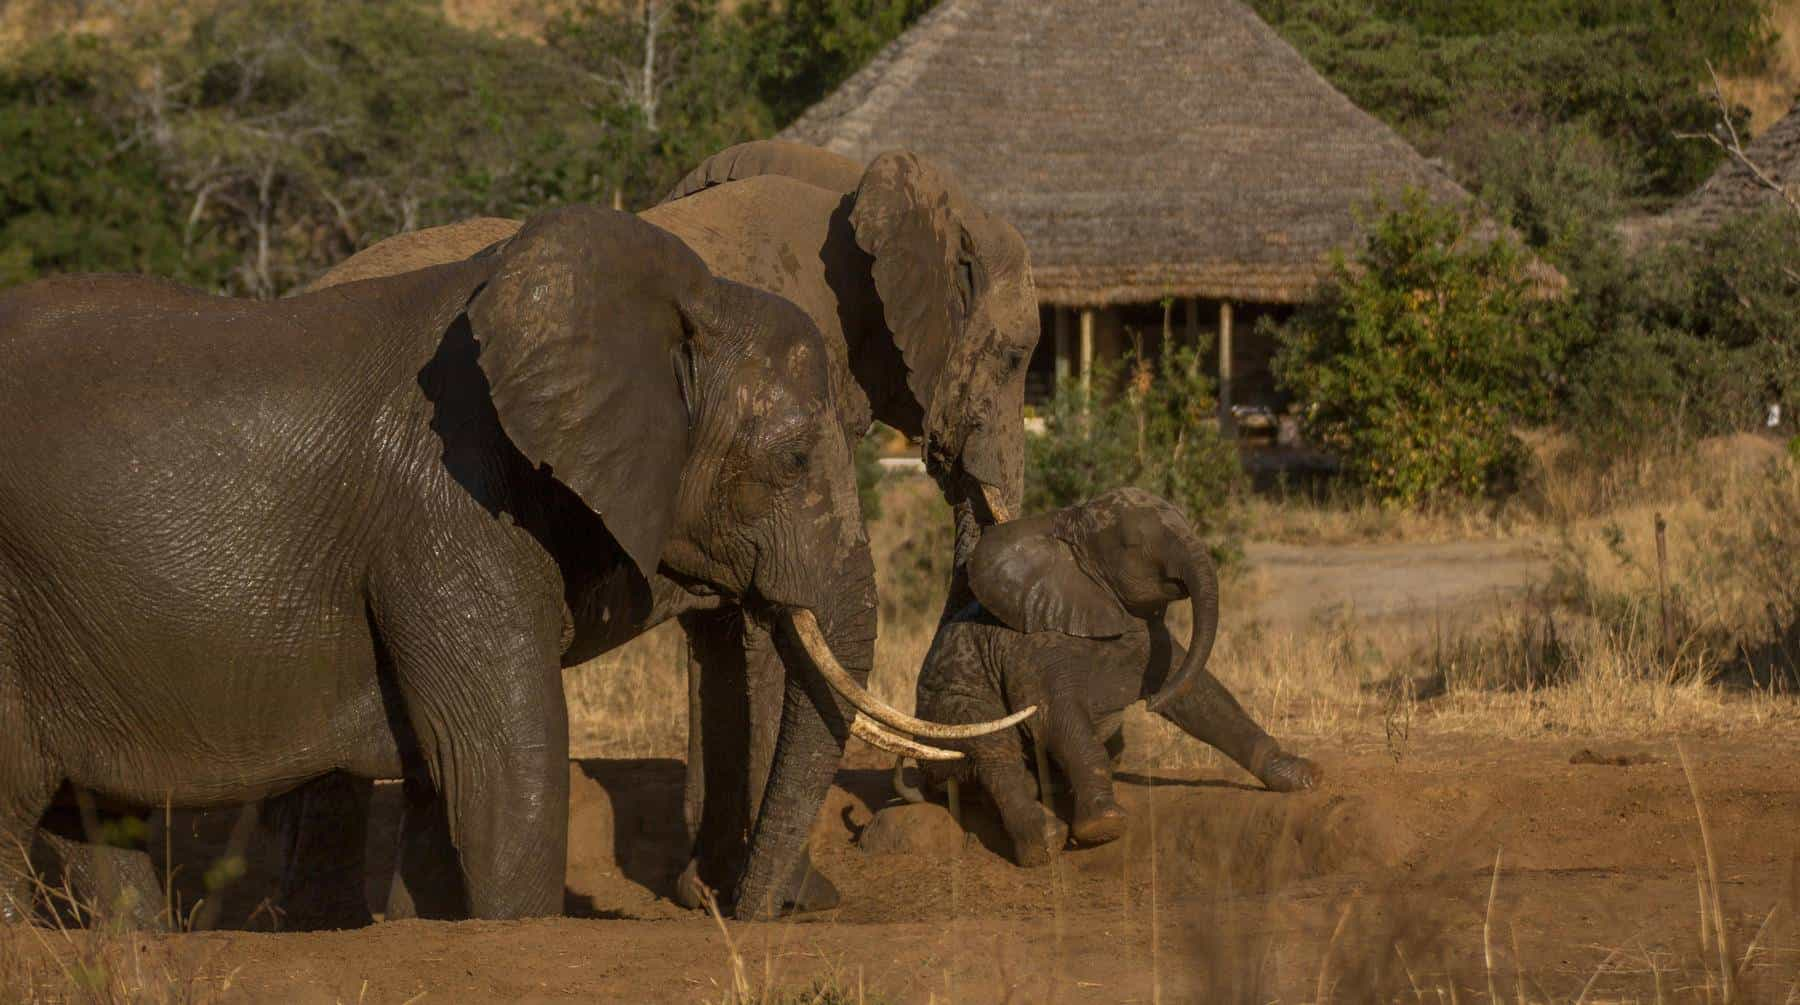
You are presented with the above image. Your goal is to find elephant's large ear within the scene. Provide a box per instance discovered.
[967,516,1134,638]
[467,204,706,579]
[661,140,865,204]
[848,151,966,412]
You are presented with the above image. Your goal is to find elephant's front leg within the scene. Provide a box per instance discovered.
[1039,648,1127,847]
[682,610,838,913]
[374,575,570,920]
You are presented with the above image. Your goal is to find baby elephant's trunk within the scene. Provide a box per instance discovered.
[1144,524,1219,714]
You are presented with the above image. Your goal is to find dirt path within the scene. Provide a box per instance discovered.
[1242,538,1550,630]
[10,728,1799,1003]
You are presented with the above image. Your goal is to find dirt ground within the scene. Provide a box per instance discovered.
[9,537,1799,1003]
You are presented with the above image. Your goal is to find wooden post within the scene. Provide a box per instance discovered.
[1079,308,1096,403]
[1053,307,1071,385]
[1184,297,1200,376]
[612,187,624,211]
[1218,300,1234,435]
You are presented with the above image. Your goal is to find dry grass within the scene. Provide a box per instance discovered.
[1722,0,1800,134]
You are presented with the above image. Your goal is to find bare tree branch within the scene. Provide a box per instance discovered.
[1675,59,1800,222]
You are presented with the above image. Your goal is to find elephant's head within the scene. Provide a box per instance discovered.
[848,151,1037,527]
[966,487,1221,714]
[463,206,1027,916]
[665,140,1040,537]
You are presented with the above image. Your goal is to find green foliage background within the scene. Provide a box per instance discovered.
[1026,344,1245,563]
[6,0,1799,505]
[0,0,933,296]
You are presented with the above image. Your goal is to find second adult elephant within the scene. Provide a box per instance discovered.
[300,141,1042,915]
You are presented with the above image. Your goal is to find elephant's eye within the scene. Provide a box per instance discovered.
[786,449,810,474]
[1005,348,1028,371]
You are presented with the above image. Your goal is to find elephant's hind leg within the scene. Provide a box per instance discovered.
[33,826,167,931]
[0,695,55,925]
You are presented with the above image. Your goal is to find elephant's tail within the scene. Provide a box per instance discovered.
[891,756,926,804]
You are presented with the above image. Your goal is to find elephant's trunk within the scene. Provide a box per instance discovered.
[1145,527,1220,714]
[730,583,874,920]
[730,602,1033,919]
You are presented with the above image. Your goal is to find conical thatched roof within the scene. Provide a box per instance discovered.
[781,0,1491,306]
[1673,101,1800,228]
[1617,103,1800,248]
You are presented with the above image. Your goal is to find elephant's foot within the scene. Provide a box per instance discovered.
[1009,806,1069,868]
[1070,794,1127,846]
[1259,752,1323,793]
[280,876,373,932]
[785,863,839,914]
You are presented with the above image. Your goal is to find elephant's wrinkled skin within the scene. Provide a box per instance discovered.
[294,141,1041,916]
[905,488,1322,866]
[0,206,905,924]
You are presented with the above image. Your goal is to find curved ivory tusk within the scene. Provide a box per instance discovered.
[851,714,963,761]
[978,483,1014,524]
[786,609,1038,739]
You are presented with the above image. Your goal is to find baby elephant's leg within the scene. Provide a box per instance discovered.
[1151,634,1321,792]
[1040,646,1127,846]
[973,745,1067,867]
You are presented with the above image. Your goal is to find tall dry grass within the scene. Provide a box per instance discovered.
[1722,0,1800,133]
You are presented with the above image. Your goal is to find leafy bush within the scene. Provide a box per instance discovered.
[1562,207,1800,451]
[1270,191,1565,505]
[1026,341,1245,563]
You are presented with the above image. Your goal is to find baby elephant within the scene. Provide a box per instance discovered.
[902,487,1320,865]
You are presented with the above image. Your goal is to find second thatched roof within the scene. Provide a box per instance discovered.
[1673,102,1800,229]
[782,0,1511,307]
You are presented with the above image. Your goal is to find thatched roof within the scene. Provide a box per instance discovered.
[1673,101,1800,229]
[1617,103,1800,248]
[781,0,1499,307]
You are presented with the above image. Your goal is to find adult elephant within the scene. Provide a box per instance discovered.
[295,141,1041,915]
[0,206,1013,925]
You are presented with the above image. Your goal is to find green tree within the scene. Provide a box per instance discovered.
[0,36,206,289]
[1027,342,1244,562]
[1271,191,1566,504]
[737,0,938,125]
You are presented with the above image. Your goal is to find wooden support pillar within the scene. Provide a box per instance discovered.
[1184,297,1200,376]
[1218,300,1235,435]
[1053,307,1071,385]
[1079,308,1096,402]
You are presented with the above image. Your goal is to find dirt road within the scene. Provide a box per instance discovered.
[1242,538,1549,630]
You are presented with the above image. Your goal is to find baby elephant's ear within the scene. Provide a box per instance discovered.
[468,204,708,580]
[968,516,1134,638]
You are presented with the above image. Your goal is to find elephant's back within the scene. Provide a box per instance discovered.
[643,179,871,435]
[303,217,521,292]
